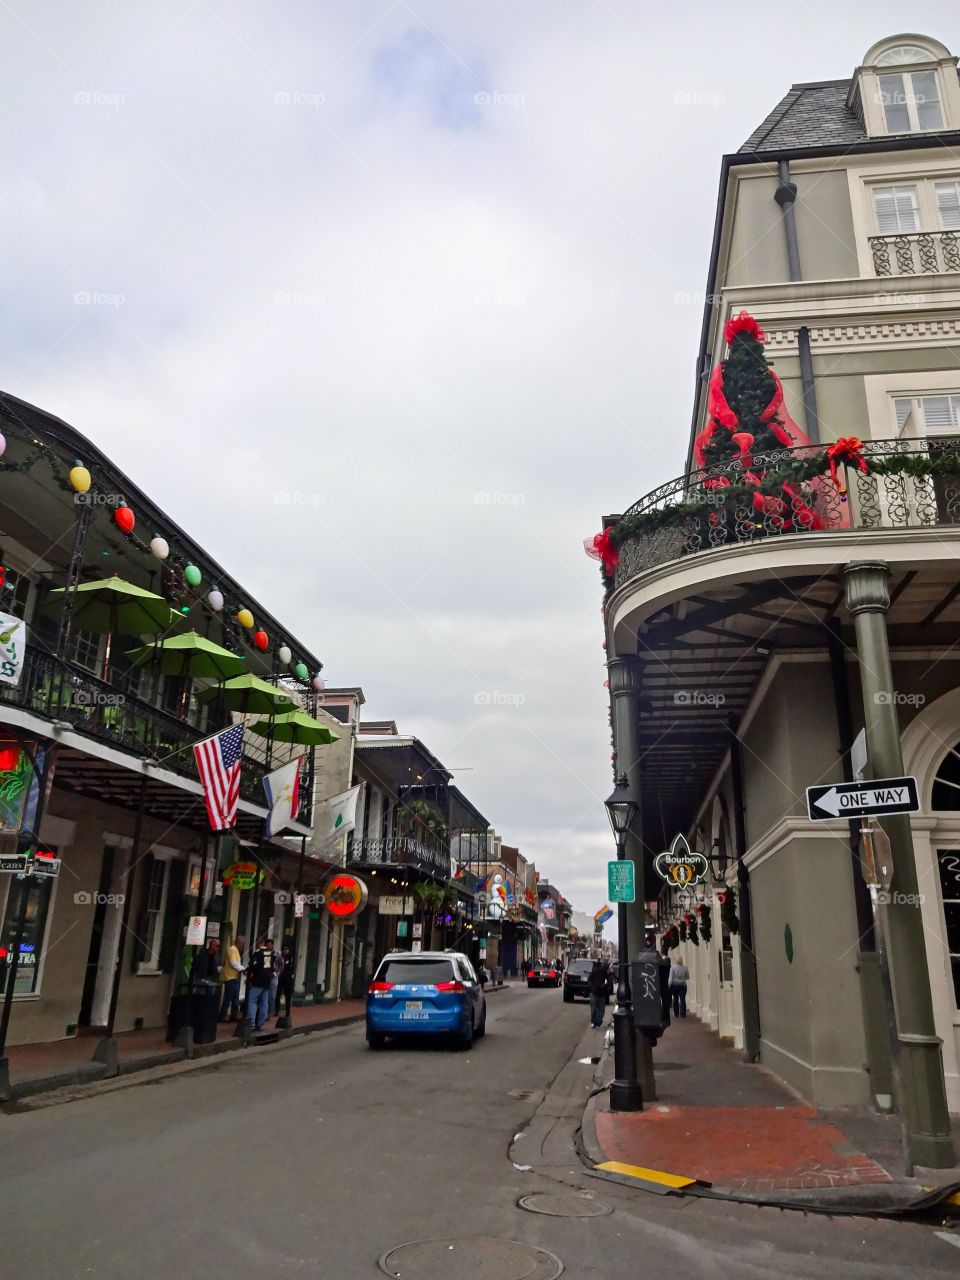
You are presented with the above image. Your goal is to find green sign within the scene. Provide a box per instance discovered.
[608,860,635,903]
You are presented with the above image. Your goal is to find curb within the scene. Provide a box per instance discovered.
[2,1012,366,1111]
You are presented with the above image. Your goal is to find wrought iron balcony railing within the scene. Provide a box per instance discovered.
[609,436,960,594]
[347,835,451,877]
[869,230,960,276]
[1,643,278,811]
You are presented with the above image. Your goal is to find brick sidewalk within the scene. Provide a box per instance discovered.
[4,1000,365,1090]
[591,1016,958,1194]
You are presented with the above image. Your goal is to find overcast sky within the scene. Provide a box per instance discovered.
[2,1,956,922]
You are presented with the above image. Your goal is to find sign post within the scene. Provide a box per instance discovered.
[806,777,919,822]
[608,860,635,904]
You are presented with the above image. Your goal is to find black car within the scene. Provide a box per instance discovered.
[562,958,614,1003]
[526,961,560,988]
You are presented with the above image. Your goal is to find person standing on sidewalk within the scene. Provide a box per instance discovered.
[246,937,274,1032]
[669,958,689,1018]
[276,943,295,1018]
[219,933,245,1021]
[588,959,608,1028]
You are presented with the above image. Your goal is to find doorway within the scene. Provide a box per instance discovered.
[78,845,116,1027]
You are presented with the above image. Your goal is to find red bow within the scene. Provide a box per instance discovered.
[724,310,768,346]
[826,437,867,492]
[586,528,619,576]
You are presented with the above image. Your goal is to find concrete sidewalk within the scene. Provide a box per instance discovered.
[2,999,365,1101]
[582,1015,960,1210]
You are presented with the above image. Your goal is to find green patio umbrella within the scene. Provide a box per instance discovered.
[248,708,340,746]
[45,574,181,682]
[195,672,296,716]
[125,632,247,681]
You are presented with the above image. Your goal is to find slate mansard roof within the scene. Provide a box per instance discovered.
[739,80,867,154]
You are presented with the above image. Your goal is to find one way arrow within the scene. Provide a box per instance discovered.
[806,776,919,821]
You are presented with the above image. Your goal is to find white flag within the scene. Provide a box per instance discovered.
[263,758,302,837]
[0,611,26,687]
[324,785,360,840]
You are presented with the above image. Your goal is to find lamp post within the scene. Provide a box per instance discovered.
[604,774,644,1111]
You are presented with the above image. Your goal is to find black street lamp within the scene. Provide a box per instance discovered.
[604,774,644,1112]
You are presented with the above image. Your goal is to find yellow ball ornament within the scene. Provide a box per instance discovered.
[236,608,255,629]
[69,461,91,494]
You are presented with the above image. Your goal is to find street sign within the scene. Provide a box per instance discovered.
[0,853,28,875]
[608,860,635,903]
[806,777,919,821]
[186,916,206,946]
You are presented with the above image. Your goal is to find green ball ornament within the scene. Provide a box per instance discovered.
[294,661,309,681]
[183,564,202,587]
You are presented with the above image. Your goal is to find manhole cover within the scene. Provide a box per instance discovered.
[378,1238,563,1280]
[518,1192,613,1219]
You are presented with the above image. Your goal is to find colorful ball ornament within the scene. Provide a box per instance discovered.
[114,506,135,533]
[183,564,202,587]
[206,589,224,612]
[236,608,254,629]
[278,645,292,666]
[312,673,325,691]
[252,630,269,651]
[69,461,91,494]
[294,661,309,681]
[149,536,169,560]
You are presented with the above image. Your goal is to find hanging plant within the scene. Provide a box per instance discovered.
[684,911,699,946]
[660,925,679,955]
[696,902,712,942]
[717,888,740,935]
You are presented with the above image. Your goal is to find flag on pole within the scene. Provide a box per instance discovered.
[263,757,302,837]
[193,723,244,831]
[594,904,614,926]
[324,785,360,839]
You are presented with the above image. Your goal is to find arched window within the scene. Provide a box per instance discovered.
[863,36,951,134]
[876,44,939,66]
[931,740,960,810]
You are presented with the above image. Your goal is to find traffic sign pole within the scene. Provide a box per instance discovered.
[844,561,954,1169]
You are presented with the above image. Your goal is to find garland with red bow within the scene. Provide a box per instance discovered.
[825,437,867,496]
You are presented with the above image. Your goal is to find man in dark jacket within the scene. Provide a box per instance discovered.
[275,943,296,1018]
[191,937,220,984]
[588,959,608,1028]
[246,938,274,1031]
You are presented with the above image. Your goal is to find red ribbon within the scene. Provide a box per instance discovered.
[588,528,619,575]
[826,437,867,491]
[724,310,768,346]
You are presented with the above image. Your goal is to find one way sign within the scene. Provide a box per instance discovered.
[806,776,920,821]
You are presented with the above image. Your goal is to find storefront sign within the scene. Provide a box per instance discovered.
[222,861,264,890]
[186,915,207,945]
[378,895,413,916]
[0,848,60,878]
[654,834,708,887]
[324,873,368,922]
[412,923,423,939]
[0,852,28,875]
[396,920,409,938]
[0,747,31,835]
[0,611,26,688]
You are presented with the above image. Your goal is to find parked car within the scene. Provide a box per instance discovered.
[562,957,596,1003]
[366,951,486,1049]
[526,961,560,988]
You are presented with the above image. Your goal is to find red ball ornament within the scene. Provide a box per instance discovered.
[114,506,135,533]
[252,630,269,651]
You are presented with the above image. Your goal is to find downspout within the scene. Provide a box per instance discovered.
[727,717,761,1063]
[775,158,820,443]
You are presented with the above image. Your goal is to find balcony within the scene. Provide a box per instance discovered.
[347,835,451,878]
[0,643,297,815]
[609,436,960,596]
[869,230,960,276]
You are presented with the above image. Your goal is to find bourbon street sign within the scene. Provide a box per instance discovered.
[805,777,919,822]
[653,833,709,888]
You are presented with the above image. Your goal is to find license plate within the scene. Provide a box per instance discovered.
[400,1011,430,1021]
[405,1000,423,1011]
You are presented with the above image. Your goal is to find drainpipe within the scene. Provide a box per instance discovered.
[727,718,761,1063]
[774,158,821,444]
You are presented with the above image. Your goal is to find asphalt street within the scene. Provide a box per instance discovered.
[0,985,958,1278]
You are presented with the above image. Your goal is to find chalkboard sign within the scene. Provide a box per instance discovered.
[631,950,665,1029]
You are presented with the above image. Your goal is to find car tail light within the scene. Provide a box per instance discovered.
[548,970,557,978]
[527,970,535,978]
[368,980,394,993]
[435,980,465,993]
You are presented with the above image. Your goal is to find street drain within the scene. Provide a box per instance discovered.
[518,1192,613,1219]
[378,1238,563,1280]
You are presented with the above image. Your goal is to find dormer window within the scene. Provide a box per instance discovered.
[854,34,960,138]
[878,69,943,132]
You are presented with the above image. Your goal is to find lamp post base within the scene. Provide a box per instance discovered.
[609,1078,644,1111]
[610,1005,644,1112]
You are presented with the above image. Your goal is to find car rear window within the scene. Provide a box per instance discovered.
[568,961,593,975]
[380,959,456,985]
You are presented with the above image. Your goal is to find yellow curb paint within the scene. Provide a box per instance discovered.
[595,1160,696,1189]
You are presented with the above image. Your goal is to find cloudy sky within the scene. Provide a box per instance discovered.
[2,1,955,919]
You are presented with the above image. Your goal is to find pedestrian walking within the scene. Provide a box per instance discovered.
[246,937,274,1032]
[588,959,608,1028]
[269,940,283,1014]
[276,943,295,1018]
[219,933,245,1021]
[669,958,689,1018]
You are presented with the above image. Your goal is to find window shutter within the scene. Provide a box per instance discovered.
[873,186,919,234]
[159,859,186,974]
[935,181,960,231]
[920,396,958,431]
[130,853,155,970]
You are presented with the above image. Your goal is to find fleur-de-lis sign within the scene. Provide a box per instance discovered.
[654,833,709,887]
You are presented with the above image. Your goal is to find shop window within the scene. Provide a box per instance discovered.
[0,858,55,995]
[935,851,960,1007]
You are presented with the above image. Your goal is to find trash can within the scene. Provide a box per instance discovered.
[166,985,192,1043]
[190,980,220,1045]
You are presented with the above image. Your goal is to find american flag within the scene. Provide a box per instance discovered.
[193,723,244,830]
